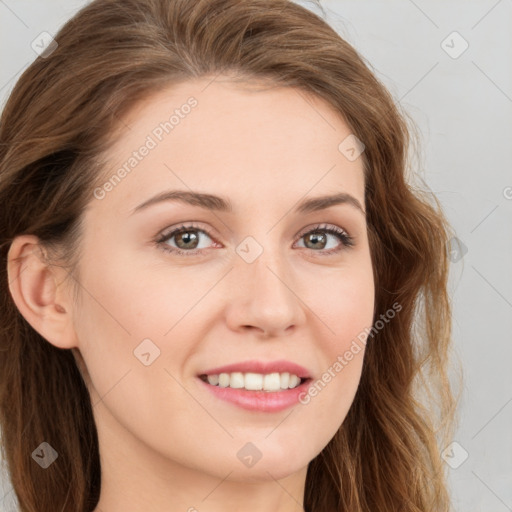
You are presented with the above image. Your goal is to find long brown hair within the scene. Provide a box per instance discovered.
[0,0,460,510]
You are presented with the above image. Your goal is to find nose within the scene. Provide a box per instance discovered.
[224,243,307,339]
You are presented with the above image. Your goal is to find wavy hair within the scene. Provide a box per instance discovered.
[0,0,460,510]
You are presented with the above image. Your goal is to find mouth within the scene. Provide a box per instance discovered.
[196,371,313,412]
[195,360,314,412]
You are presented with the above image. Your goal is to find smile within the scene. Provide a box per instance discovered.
[199,371,305,391]
[197,373,312,413]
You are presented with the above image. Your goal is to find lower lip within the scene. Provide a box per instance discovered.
[197,377,312,412]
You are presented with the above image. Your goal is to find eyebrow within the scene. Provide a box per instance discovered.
[129,190,366,216]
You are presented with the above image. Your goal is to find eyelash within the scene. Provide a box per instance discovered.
[155,222,355,257]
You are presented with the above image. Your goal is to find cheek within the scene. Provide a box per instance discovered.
[307,256,375,348]
[76,246,203,341]
[297,259,374,423]
[72,246,222,394]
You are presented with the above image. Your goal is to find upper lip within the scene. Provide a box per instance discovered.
[198,359,312,379]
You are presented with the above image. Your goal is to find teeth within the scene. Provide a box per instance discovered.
[218,373,230,387]
[203,372,304,391]
[230,372,244,388]
[263,373,281,391]
[289,374,300,388]
[245,372,263,390]
[207,374,219,386]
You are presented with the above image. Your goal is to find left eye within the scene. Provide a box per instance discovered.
[156,224,215,255]
[155,223,354,256]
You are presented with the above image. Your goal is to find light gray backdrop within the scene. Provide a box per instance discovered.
[1,1,511,511]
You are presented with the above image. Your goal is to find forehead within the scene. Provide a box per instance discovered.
[92,77,365,217]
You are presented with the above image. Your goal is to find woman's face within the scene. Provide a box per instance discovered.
[72,77,374,492]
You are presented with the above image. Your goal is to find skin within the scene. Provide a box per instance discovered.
[8,76,375,512]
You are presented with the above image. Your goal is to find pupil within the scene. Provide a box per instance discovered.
[306,232,325,249]
[177,230,198,249]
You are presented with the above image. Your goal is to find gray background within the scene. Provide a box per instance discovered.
[1,1,511,511]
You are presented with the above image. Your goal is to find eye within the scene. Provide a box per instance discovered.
[294,224,354,255]
[155,222,354,257]
[155,223,218,256]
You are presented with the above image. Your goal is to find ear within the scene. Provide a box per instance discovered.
[7,234,79,349]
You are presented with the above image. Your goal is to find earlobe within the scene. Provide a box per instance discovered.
[7,234,78,349]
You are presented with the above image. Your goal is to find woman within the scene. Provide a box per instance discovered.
[0,0,459,510]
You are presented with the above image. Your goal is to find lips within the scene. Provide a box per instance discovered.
[197,371,313,412]
[198,359,312,379]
